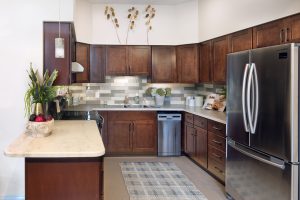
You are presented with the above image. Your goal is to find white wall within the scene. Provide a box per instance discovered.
[75,0,199,45]
[198,0,300,41]
[0,0,74,198]
[74,0,92,43]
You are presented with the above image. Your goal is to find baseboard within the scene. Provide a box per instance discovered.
[0,196,25,200]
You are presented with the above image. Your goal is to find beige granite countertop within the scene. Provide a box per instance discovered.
[65,104,226,124]
[4,120,105,158]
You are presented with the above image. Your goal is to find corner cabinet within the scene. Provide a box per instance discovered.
[106,46,151,76]
[107,111,157,155]
[151,46,177,83]
[43,22,76,85]
[90,45,106,83]
[176,44,199,83]
[212,36,230,84]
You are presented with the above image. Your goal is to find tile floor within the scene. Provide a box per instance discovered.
[104,156,226,200]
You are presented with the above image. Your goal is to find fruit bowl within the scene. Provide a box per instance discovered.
[25,119,54,138]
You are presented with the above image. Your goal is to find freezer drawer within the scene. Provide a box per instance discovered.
[226,140,298,200]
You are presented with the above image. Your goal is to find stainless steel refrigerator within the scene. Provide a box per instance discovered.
[226,43,299,200]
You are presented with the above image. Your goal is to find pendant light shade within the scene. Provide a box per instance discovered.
[55,37,64,58]
[55,0,64,58]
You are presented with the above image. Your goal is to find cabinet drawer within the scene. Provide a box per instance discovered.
[208,132,226,152]
[208,157,225,182]
[208,145,225,165]
[208,120,226,137]
[185,113,194,124]
[194,115,207,129]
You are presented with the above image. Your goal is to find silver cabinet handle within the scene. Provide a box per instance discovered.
[242,64,250,132]
[212,126,222,131]
[228,140,285,170]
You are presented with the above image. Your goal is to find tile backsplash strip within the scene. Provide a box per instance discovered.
[66,76,225,105]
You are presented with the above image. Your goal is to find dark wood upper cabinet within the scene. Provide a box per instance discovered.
[106,46,127,75]
[284,13,300,43]
[75,42,90,83]
[106,46,151,76]
[128,46,151,76]
[253,13,300,48]
[151,46,176,83]
[212,36,230,84]
[229,28,253,52]
[44,22,75,85]
[177,44,199,83]
[199,41,212,83]
[90,45,106,83]
[253,20,284,48]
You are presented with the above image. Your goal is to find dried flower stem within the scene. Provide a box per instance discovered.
[144,5,156,45]
[126,7,139,45]
[105,6,121,44]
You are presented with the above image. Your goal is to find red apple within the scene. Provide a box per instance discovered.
[35,115,45,122]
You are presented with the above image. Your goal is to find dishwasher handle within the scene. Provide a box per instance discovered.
[158,114,182,121]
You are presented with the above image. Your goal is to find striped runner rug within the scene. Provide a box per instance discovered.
[120,162,208,200]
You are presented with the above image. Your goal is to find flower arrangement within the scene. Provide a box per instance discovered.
[145,87,171,106]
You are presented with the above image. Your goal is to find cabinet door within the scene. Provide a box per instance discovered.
[75,42,90,83]
[284,14,300,43]
[195,126,208,168]
[253,20,284,48]
[43,22,71,85]
[177,44,199,83]
[229,28,253,52]
[106,46,127,75]
[212,36,230,84]
[128,46,151,76]
[132,120,157,154]
[107,120,132,154]
[184,123,195,158]
[152,46,176,83]
[199,41,212,83]
[90,45,106,83]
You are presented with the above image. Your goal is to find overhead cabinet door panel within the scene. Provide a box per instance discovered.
[106,46,127,75]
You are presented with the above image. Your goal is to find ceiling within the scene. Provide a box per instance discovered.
[87,0,194,5]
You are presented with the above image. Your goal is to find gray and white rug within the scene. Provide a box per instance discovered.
[120,162,208,200]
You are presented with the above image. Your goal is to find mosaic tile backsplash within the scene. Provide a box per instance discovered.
[67,76,226,105]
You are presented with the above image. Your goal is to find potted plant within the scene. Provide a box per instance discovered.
[24,63,58,117]
[154,87,172,106]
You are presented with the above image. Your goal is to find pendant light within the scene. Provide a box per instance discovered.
[55,0,64,58]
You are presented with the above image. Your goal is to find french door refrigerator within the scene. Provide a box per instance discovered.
[226,43,299,200]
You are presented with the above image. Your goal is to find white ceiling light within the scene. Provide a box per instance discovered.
[55,0,65,58]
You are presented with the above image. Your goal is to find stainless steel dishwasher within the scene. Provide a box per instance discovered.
[158,112,182,156]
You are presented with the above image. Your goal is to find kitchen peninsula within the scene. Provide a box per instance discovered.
[5,120,105,200]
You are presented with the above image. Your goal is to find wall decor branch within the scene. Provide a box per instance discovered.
[126,7,139,45]
[144,5,156,45]
[105,6,121,44]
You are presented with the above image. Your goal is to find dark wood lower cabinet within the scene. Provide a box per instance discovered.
[25,157,103,200]
[107,111,157,155]
[184,122,195,158]
[107,120,132,154]
[133,120,157,154]
[194,126,207,168]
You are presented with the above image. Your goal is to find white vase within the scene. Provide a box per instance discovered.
[155,95,165,106]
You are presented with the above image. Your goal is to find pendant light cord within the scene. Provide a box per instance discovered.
[58,0,61,38]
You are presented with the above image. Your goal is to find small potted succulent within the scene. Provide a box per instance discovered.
[24,63,58,137]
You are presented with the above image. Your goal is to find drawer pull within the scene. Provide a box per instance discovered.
[212,139,222,145]
[214,166,223,173]
[212,153,222,159]
[212,126,222,131]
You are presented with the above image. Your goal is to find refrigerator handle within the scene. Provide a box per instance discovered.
[228,140,285,170]
[242,63,250,132]
[247,64,255,133]
[252,63,259,133]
